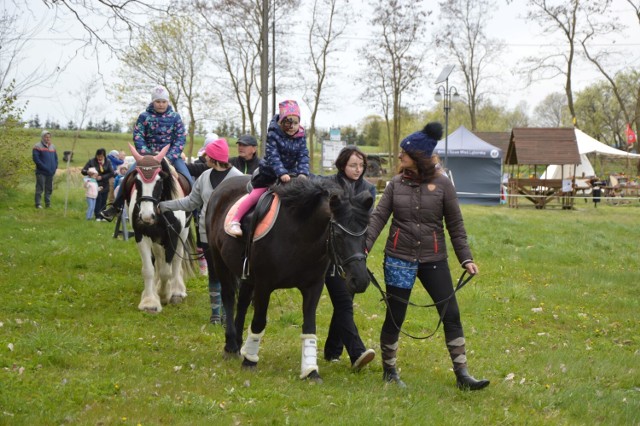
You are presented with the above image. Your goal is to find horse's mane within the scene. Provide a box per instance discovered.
[274,178,337,219]
[274,177,370,228]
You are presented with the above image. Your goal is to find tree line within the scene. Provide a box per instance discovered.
[2,0,639,173]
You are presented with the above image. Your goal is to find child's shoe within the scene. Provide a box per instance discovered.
[226,221,242,237]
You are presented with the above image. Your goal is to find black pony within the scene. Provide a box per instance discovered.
[206,175,372,381]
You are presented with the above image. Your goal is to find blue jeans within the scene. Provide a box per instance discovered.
[86,197,96,219]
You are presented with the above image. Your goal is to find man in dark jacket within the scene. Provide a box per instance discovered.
[32,130,58,208]
[229,134,260,175]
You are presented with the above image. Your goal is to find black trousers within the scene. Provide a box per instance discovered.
[381,260,463,342]
[324,270,366,363]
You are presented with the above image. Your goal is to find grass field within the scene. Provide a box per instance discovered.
[1,173,639,425]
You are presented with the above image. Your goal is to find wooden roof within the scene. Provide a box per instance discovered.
[472,131,510,153]
[505,128,581,166]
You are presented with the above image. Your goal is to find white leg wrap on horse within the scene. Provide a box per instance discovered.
[240,328,265,363]
[300,334,319,379]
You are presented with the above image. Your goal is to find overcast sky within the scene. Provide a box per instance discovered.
[9,0,640,131]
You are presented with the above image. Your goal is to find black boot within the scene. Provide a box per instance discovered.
[383,367,406,388]
[100,203,121,222]
[455,367,490,391]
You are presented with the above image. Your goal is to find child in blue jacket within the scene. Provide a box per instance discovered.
[226,100,309,237]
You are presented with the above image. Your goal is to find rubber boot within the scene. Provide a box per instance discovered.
[381,330,406,388]
[447,336,489,391]
[455,367,490,391]
[300,334,319,379]
[240,328,265,363]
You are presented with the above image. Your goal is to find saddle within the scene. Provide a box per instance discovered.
[224,190,280,242]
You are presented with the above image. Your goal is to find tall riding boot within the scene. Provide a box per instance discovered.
[447,336,490,391]
[380,330,406,388]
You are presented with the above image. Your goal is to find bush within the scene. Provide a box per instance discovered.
[0,82,32,191]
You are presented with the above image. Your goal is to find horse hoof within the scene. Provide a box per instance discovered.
[223,350,241,360]
[241,358,258,370]
[142,307,160,314]
[169,295,183,305]
[303,370,323,384]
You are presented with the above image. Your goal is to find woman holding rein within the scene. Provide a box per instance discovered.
[366,122,489,390]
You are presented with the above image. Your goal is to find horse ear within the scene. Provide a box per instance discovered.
[129,143,143,162]
[360,191,374,211]
[153,144,171,163]
[329,194,341,211]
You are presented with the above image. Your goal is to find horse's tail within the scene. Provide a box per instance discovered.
[181,223,199,280]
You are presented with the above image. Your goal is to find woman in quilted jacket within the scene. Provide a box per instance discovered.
[366,122,489,391]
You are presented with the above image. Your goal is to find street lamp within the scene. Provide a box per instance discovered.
[434,65,460,171]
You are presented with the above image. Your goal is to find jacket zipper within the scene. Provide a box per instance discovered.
[433,230,438,253]
[393,229,400,249]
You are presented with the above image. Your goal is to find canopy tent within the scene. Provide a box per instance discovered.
[434,125,503,205]
[541,129,640,184]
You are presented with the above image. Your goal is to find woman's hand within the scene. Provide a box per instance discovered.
[464,262,479,275]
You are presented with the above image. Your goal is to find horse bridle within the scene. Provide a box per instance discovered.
[133,164,163,210]
[328,220,368,278]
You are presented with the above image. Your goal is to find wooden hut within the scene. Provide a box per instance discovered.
[505,128,581,209]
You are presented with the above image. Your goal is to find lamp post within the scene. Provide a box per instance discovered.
[434,65,460,171]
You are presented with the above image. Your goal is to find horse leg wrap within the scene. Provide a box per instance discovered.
[240,328,265,363]
[300,334,319,379]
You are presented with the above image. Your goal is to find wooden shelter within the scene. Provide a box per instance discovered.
[505,128,581,209]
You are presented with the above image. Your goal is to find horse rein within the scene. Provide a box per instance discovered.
[368,268,474,340]
[328,220,368,278]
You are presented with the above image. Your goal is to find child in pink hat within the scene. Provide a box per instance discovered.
[226,100,310,237]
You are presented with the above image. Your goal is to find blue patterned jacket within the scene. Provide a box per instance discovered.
[133,104,186,162]
[260,115,309,178]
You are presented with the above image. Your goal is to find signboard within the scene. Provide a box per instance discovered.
[329,128,341,141]
[322,140,346,168]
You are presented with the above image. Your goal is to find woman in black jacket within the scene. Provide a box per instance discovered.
[81,148,114,221]
[323,146,377,371]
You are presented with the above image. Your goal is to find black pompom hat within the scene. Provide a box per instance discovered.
[400,122,444,157]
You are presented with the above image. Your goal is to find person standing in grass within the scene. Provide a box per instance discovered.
[157,138,243,324]
[322,145,377,371]
[366,122,490,391]
[81,148,114,221]
[32,129,58,209]
[82,167,101,220]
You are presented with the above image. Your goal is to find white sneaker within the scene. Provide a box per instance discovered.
[226,221,243,237]
[352,348,375,371]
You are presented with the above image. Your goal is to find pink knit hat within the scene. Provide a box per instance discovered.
[277,100,301,123]
[205,138,229,163]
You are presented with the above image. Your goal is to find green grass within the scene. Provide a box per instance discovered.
[1,175,639,425]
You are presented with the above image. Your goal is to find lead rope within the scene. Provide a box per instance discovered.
[367,268,474,340]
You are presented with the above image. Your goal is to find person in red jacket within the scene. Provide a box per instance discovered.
[366,122,489,391]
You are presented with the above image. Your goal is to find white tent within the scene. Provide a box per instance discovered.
[542,129,640,179]
[542,129,640,191]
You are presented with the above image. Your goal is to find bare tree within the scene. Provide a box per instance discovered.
[522,0,614,128]
[38,0,171,52]
[579,1,639,152]
[533,92,571,126]
[0,9,60,97]
[437,0,505,131]
[302,0,349,172]
[360,54,394,167]
[362,0,430,169]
